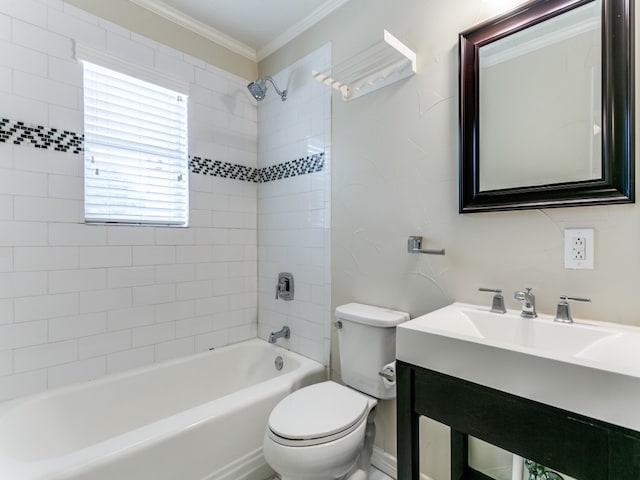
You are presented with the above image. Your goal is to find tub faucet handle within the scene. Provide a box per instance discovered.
[479,288,506,314]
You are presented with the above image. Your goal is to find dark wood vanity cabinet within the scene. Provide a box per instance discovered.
[396,361,640,480]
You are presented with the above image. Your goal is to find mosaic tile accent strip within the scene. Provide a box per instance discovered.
[1,117,325,184]
[259,153,324,183]
[188,152,325,183]
[189,156,260,182]
[0,118,84,154]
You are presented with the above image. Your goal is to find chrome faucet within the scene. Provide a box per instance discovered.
[513,288,537,318]
[269,326,290,344]
[554,295,591,323]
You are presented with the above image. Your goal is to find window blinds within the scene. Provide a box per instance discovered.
[83,61,189,226]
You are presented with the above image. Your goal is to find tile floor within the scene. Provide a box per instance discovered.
[266,466,393,479]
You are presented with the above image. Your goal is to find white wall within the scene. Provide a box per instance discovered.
[257,44,332,365]
[0,0,258,402]
[260,0,640,478]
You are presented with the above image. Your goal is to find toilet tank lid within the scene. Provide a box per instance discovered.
[335,303,409,327]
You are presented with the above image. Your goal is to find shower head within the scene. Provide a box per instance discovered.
[247,76,287,102]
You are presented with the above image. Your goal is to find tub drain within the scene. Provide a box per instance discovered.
[274,356,284,371]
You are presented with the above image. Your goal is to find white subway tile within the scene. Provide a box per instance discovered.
[0,369,46,402]
[132,284,175,307]
[0,299,13,325]
[0,195,11,220]
[14,292,78,322]
[107,226,155,246]
[130,31,157,50]
[47,7,105,49]
[49,223,107,246]
[132,245,175,265]
[194,330,228,352]
[0,91,48,125]
[0,65,10,93]
[0,349,11,376]
[0,221,47,247]
[176,280,212,301]
[155,263,194,284]
[212,245,244,262]
[107,346,153,374]
[212,309,244,330]
[0,40,47,78]
[107,305,155,331]
[213,277,243,296]
[13,147,80,175]
[0,247,11,272]
[107,266,155,288]
[79,288,131,314]
[132,321,174,347]
[228,323,254,344]
[175,315,211,338]
[176,245,212,263]
[155,337,194,362]
[195,262,229,280]
[47,356,105,389]
[194,227,229,245]
[49,268,107,294]
[48,104,84,135]
[0,271,47,298]
[97,18,129,37]
[155,227,195,245]
[155,52,194,83]
[195,296,228,316]
[183,53,205,68]
[79,246,131,268]
[14,196,81,222]
[78,330,130,359]
[49,312,107,342]
[3,0,47,27]
[47,56,83,88]
[13,339,77,372]
[0,169,47,196]
[212,211,255,229]
[0,320,47,349]
[13,70,78,108]
[155,300,195,323]
[106,31,153,68]
[0,13,9,40]
[194,67,228,94]
[48,174,83,200]
[14,246,78,271]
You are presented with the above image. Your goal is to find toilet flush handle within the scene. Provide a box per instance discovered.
[378,364,395,382]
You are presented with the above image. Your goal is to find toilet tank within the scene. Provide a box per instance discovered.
[335,303,409,400]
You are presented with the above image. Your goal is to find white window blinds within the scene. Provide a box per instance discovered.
[83,61,189,226]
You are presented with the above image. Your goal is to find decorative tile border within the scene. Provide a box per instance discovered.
[188,152,325,183]
[0,118,84,154]
[0,117,325,183]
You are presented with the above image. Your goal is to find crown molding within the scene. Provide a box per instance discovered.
[129,0,257,62]
[257,0,350,61]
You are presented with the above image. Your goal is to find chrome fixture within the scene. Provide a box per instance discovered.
[514,288,537,318]
[269,326,290,344]
[378,363,395,382]
[479,287,506,314]
[247,76,287,101]
[407,236,445,255]
[274,356,284,371]
[275,272,294,301]
[554,295,591,324]
[524,459,565,480]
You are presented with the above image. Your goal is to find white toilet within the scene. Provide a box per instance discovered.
[263,303,409,480]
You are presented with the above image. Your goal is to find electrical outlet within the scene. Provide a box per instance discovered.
[564,228,594,269]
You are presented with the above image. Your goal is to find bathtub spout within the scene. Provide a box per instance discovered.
[269,326,290,344]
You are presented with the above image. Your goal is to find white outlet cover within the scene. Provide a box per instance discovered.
[564,228,594,269]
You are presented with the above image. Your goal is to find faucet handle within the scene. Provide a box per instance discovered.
[479,288,507,314]
[554,295,591,324]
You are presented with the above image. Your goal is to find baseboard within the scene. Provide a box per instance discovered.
[371,446,433,480]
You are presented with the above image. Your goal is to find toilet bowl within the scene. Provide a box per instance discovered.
[263,381,377,480]
[263,303,409,480]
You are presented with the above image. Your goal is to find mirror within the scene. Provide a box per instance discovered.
[459,0,634,213]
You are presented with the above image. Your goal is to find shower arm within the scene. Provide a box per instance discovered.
[263,76,288,101]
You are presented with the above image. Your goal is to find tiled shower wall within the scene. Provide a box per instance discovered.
[257,45,331,365]
[0,0,259,401]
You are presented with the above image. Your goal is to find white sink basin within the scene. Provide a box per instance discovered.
[397,303,640,431]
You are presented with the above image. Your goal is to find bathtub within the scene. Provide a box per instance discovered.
[0,338,325,480]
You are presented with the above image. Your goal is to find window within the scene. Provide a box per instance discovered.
[82,61,189,226]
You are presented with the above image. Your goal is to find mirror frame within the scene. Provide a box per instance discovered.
[459,0,634,213]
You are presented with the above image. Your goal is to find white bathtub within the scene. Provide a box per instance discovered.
[0,339,325,480]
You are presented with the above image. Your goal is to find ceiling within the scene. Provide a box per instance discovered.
[129,0,350,62]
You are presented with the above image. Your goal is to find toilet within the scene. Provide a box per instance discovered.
[263,303,409,480]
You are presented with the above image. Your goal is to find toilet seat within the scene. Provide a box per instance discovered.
[267,381,371,447]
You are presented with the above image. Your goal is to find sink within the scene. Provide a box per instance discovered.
[397,303,640,431]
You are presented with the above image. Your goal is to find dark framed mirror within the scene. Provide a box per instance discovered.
[459,0,634,213]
